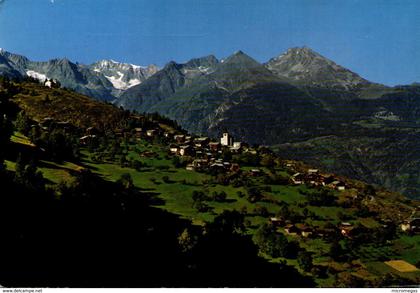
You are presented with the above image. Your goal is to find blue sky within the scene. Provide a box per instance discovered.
[0,0,419,85]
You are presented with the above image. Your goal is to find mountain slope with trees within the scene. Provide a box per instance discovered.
[0,78,418,287]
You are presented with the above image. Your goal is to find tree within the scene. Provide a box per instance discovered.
[254,205,269,217]
[260,155,275,168]
[297,251,313,272]
[329,241,343,261]
[117,173,134,190]
[14,155,45,192]
[178,228,198,253]
[335,272,367,287]
[276,204,291,219]
[208,210,245,235]
[307,189,336,206]
[0,95,14,169]
[212,191,227,202]
[15,111,31,135]
[254,223,295,258]
[246,186,262,203]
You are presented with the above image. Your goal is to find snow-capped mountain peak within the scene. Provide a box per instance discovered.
[91,59,158,90]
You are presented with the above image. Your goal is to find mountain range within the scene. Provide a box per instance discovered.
[1,47,420,198]
[0,48,158,101]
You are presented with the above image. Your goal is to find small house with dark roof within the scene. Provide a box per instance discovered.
[284,224,300,235]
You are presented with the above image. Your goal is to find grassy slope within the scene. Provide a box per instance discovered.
[7,82,419,286]
[12,82,126,130]
[8,130,420,287]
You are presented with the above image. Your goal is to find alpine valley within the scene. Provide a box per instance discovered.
[1,47,420,199]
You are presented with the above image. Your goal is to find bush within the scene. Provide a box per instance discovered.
[297,251,313,272]
[212,191,227,202]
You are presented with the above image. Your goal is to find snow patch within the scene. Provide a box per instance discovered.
[105,71,141,90]
[198,66,212,74]
[131,64,147,70]
[26,70,47,82]
[105,72,125,89]
[128,78,141,87]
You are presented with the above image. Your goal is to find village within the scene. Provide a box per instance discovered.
[100,123,420,239]
[33,113,420,242]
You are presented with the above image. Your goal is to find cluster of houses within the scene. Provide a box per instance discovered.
[400,213,420,234]
[168,132,250,173]
[99,126,253,174]
[269,217,340,239]
[291,169,347,191]
[79,127,99,145]
[33,117,75,135]
[270,218,383,240]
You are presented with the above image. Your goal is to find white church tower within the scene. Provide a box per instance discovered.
[220,132,233,146]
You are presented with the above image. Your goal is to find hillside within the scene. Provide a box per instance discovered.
[11,81,129,131]
[0,79,419,287]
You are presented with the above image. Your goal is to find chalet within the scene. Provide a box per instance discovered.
[270,217,285,227]
[209,142,221,152]
[284,224,300,235]
[140,151,156,158]
[401,221,411,232]
[114,129,124,137]
[230,144,243,153]
[79,135,97,145]
[250,169,262,176]
[56,121,70,127]
[330,180,346,191]
[322,175,336,185]
[146,129,157,137]
[317,228,336,238]
[223,162,231,169]
[296,224,313,238]
[56,121,73,132]
[220,132,233,146]
[291,173,305,185]
[340,222,354,237]
[306,173,320,185]
[194,137,210,148]
[186,164,195,171]
[179,145,194,156]
[135,133,143,140]
[245,149,258,155]
[41,117,54,127]
[210,163,225,171]
[86,126,98,135]
[401,218,420,233]
[169,145,179,155]
[174,134,186,143]
[193,159,209,168]
[230,163,240,173]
